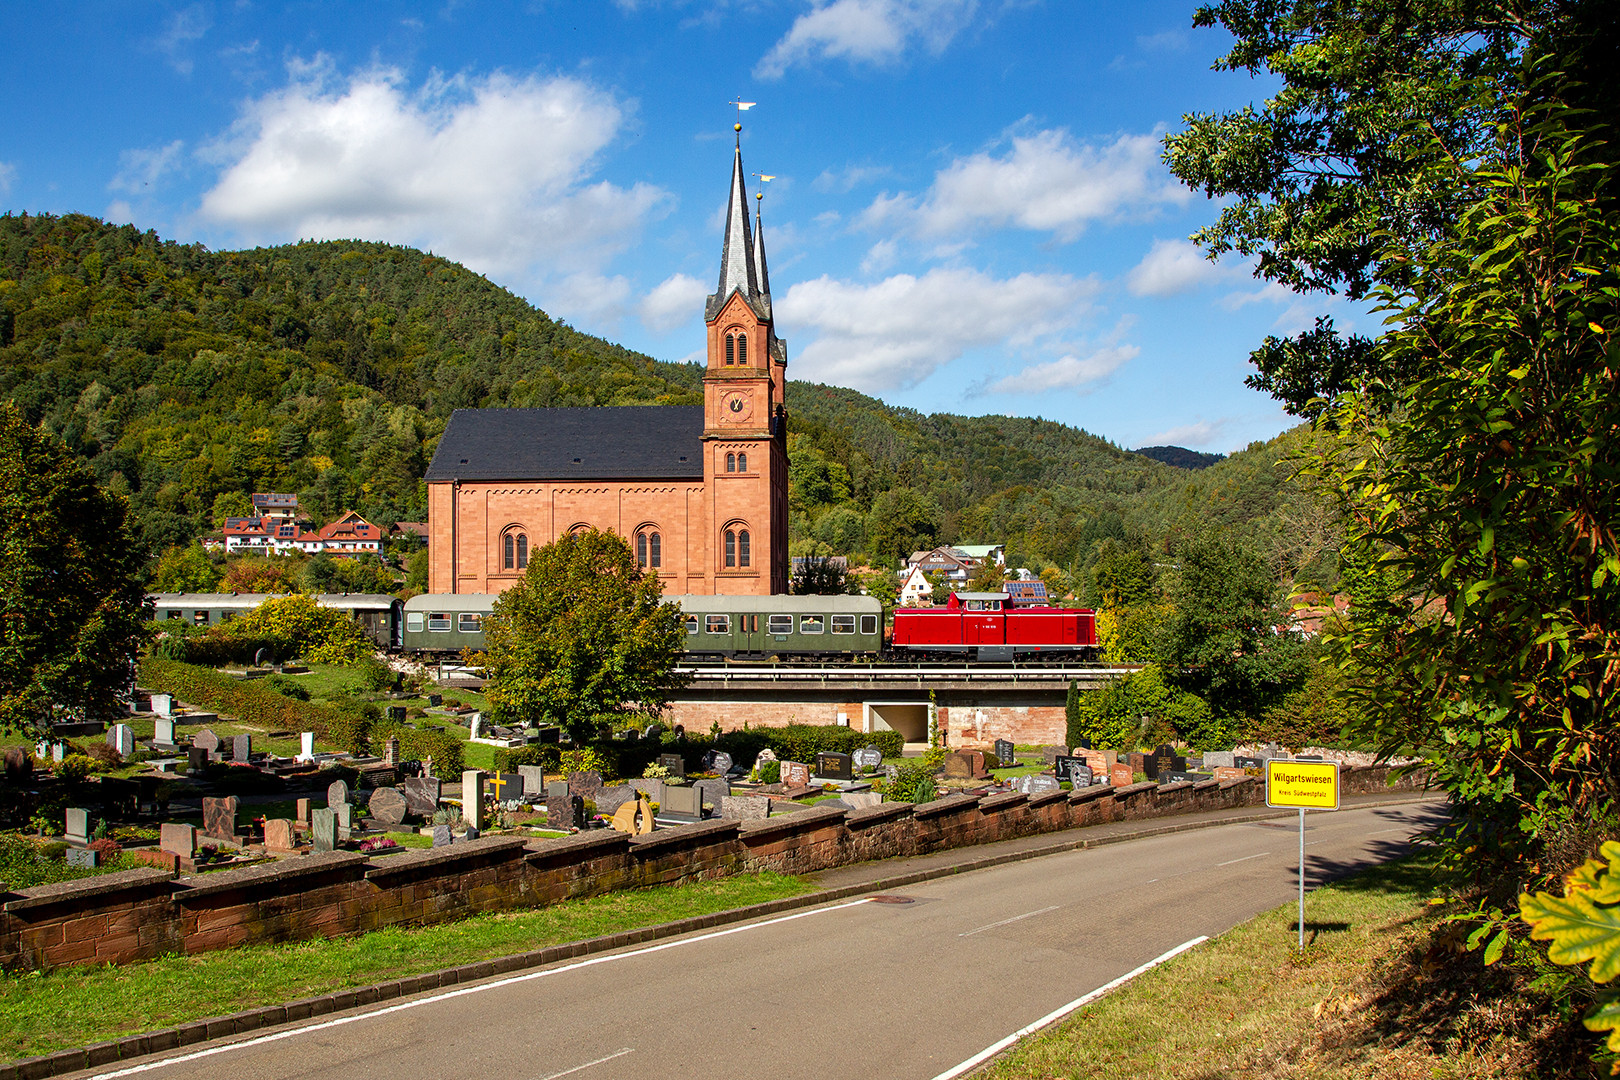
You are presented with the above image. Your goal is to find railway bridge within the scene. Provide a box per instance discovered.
[664,663,1134,749]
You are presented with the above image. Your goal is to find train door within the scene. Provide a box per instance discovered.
[734,612,765,655]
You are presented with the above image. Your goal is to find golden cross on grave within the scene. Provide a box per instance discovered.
[487,773,508,801]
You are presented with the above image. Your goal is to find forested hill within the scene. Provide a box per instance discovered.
[0,212,1327,589]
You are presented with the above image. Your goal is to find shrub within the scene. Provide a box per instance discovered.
[140,657,372,753]
[756,760,781,784]
[884,755,943,803]
[492,745,557,773]
[379,725,464,776]
[559,747,611,778]
[262,674,311,701]
[84,743,122,769]
[56,754,93,782]
[219,594,374,665]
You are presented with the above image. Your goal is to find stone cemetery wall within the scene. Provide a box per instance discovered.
[0,766,1427,972]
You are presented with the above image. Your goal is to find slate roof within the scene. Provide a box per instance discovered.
[424,406,707,482]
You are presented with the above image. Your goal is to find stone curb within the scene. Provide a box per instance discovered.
[0,793,1435,1080]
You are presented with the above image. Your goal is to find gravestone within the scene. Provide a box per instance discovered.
[1152,745,1177,777]
[1110,763,1135,788]
[719,794,771,821]
[298,732,316,762]
[941,752,975,780]
[1013,774,1061,795]
[369,787,408,828]
[402,776,442,817]
[661,785,703,819]
[657,753,686,779]
[1040,745,1068,765]
[854,745,883,771]
[488,772,523,802]
[629,777,664,803]
[66,848,99,869]
[153,717,177,747]
[387,706,407,722]
[537,726,562,744]
[815,751,854,781]
[232,734,251,762]
[384,736,401,766]
[548,779,570,800]
[461,770,486,831]
[468,714,483,741]
[994,739,1016,767]
[694,778,728,818]
[595,784,635,815]
[611,796,655,835]
[202,796,240,842]
[264,819,297,852]
[546,793,574,830]
[311,808,338,852]
[107,724,135,758]
[517,765,547,797]
[432,823,454,848]
[843,791,884,810]
[1079,749,1109,775]
[193,729,220,756]
[567,770,604,802]
[187,746,209,773]
[1213,766,1249,782]
[64,807,90,845]
[160,823,196,856]
[1233,755,1262,769]
[151,693,173,717]
[296,797,312,824]
[1052,755,1086,784]
[334,802,354,839]
[756,748,777,763]
[1069,763,1094,788]
[780,760,811,788]
[1072,737,1093,750]
[327,779,350,808]
[426,693,443,707]
[702,750,734,776]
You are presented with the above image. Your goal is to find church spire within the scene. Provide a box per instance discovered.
[707,134,757,322]
[752,191,773,318]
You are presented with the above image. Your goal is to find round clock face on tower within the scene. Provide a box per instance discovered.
[722,391,752,423]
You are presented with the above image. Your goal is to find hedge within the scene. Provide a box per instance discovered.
[490,725,906,780]
[375,723,465,776]
[138,657,374,754]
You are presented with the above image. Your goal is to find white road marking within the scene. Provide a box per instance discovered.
[928,936,1210,1080]
[959,905,1061,937]
[533,1048,634,1080]
[1216,851,1271,867]
[80,898,878,1079]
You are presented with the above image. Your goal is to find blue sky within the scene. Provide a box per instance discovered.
[0,1,1356,453]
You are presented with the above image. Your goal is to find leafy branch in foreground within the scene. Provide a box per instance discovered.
[1520,839,1620,1073]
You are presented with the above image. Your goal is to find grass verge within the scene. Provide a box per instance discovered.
[0,871,811,1063]
[977,854,1560,1080]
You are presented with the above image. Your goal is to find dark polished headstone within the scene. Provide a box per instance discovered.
[815,751,854,781]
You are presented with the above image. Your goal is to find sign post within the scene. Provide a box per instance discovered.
[1265,759,1340,952]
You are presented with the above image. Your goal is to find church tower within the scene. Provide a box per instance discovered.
[703,127,789,594]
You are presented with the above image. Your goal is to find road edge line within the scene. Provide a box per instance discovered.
[927,935,1211,1080]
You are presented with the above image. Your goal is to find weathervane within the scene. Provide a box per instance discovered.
[729,97,755,143]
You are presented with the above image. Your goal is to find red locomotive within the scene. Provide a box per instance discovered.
[889,591,1099,662]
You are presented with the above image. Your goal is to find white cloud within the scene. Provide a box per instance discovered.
[813,163,892,193]
[198,63,669,297]
[1136,28,1189,51]
[984,344,1138,393]
[0,162,15,198]
[1127,238,1228,297]
[110,141,186,194]
[863,127,1189,242]
[779,266,1096,391]
[640,272,708,333]
[1219,280,1295,310]
[860,239,898,274]
[156,5,211,75]
[1144,419,1229,448]
[550,272,635,328]
[756,0,978,80]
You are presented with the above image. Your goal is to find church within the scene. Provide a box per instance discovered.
[424,135,790,596]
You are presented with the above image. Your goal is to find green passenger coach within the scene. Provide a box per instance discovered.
[670,594,883,659]
[401,593,497,653]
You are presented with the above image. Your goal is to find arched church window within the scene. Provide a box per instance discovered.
[726,453,736,473]
[738,530,751,567]
[725,529,736,568]
[725,335,735,365]
[650,532,661,568]
[503,529,529,571]
[737,451,748,472]
[504,533,513,570]
[517,534,528,569]
[636,532,647,567]
[635,529,662,570]
[738,335,748,364]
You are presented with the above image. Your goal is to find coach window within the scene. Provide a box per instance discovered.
[407,612,424,633]
[193,610,209,625]
[167,610,180,621]
[800,614,824,634]
[428,612,451,632]
[767,614,793,635]
[860,614,879,635]
[706,614,731,634]
[831,614,855,635]
[684,615,699,635]
[458,612,482,633]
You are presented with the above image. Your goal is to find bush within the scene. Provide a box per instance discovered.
[219,594,374,665]
[756,760,781,784]
[559,747,611,778]
[262,674,311,701]
[140,657,373,753]
[379,725,464,776]
[884,751,945,803]
[56,754,93,782]
[492,745,558,773]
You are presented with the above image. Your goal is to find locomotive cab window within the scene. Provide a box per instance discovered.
[767,614,793,635]
[831,615,856,635]
[458,613,482,633]
[428,612,451,632]
[800,615,824,634]
[860,615,879,635]
[407,613,424,633]
[705,614,731,634]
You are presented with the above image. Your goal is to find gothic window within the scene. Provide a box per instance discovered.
[636,529,662,569]
[726,452,736,473]
[725,529,736,568]
[737,335,748,364]
[636,532,647,567]
[725,334,735,365]
[737,451,747,472]
[739,529,751,566]
[650,532,661,567]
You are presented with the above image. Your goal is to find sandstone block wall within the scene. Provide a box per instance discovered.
[0,766,1427,972]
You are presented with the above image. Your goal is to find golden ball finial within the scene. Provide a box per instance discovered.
[756,192,762,201]
[734,122,742,132]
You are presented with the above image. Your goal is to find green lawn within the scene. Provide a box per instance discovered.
[0,871,812,1063]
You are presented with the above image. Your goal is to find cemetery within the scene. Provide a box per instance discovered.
[0,681,1426,973]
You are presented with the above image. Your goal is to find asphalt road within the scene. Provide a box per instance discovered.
[82,800,1445,1080]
